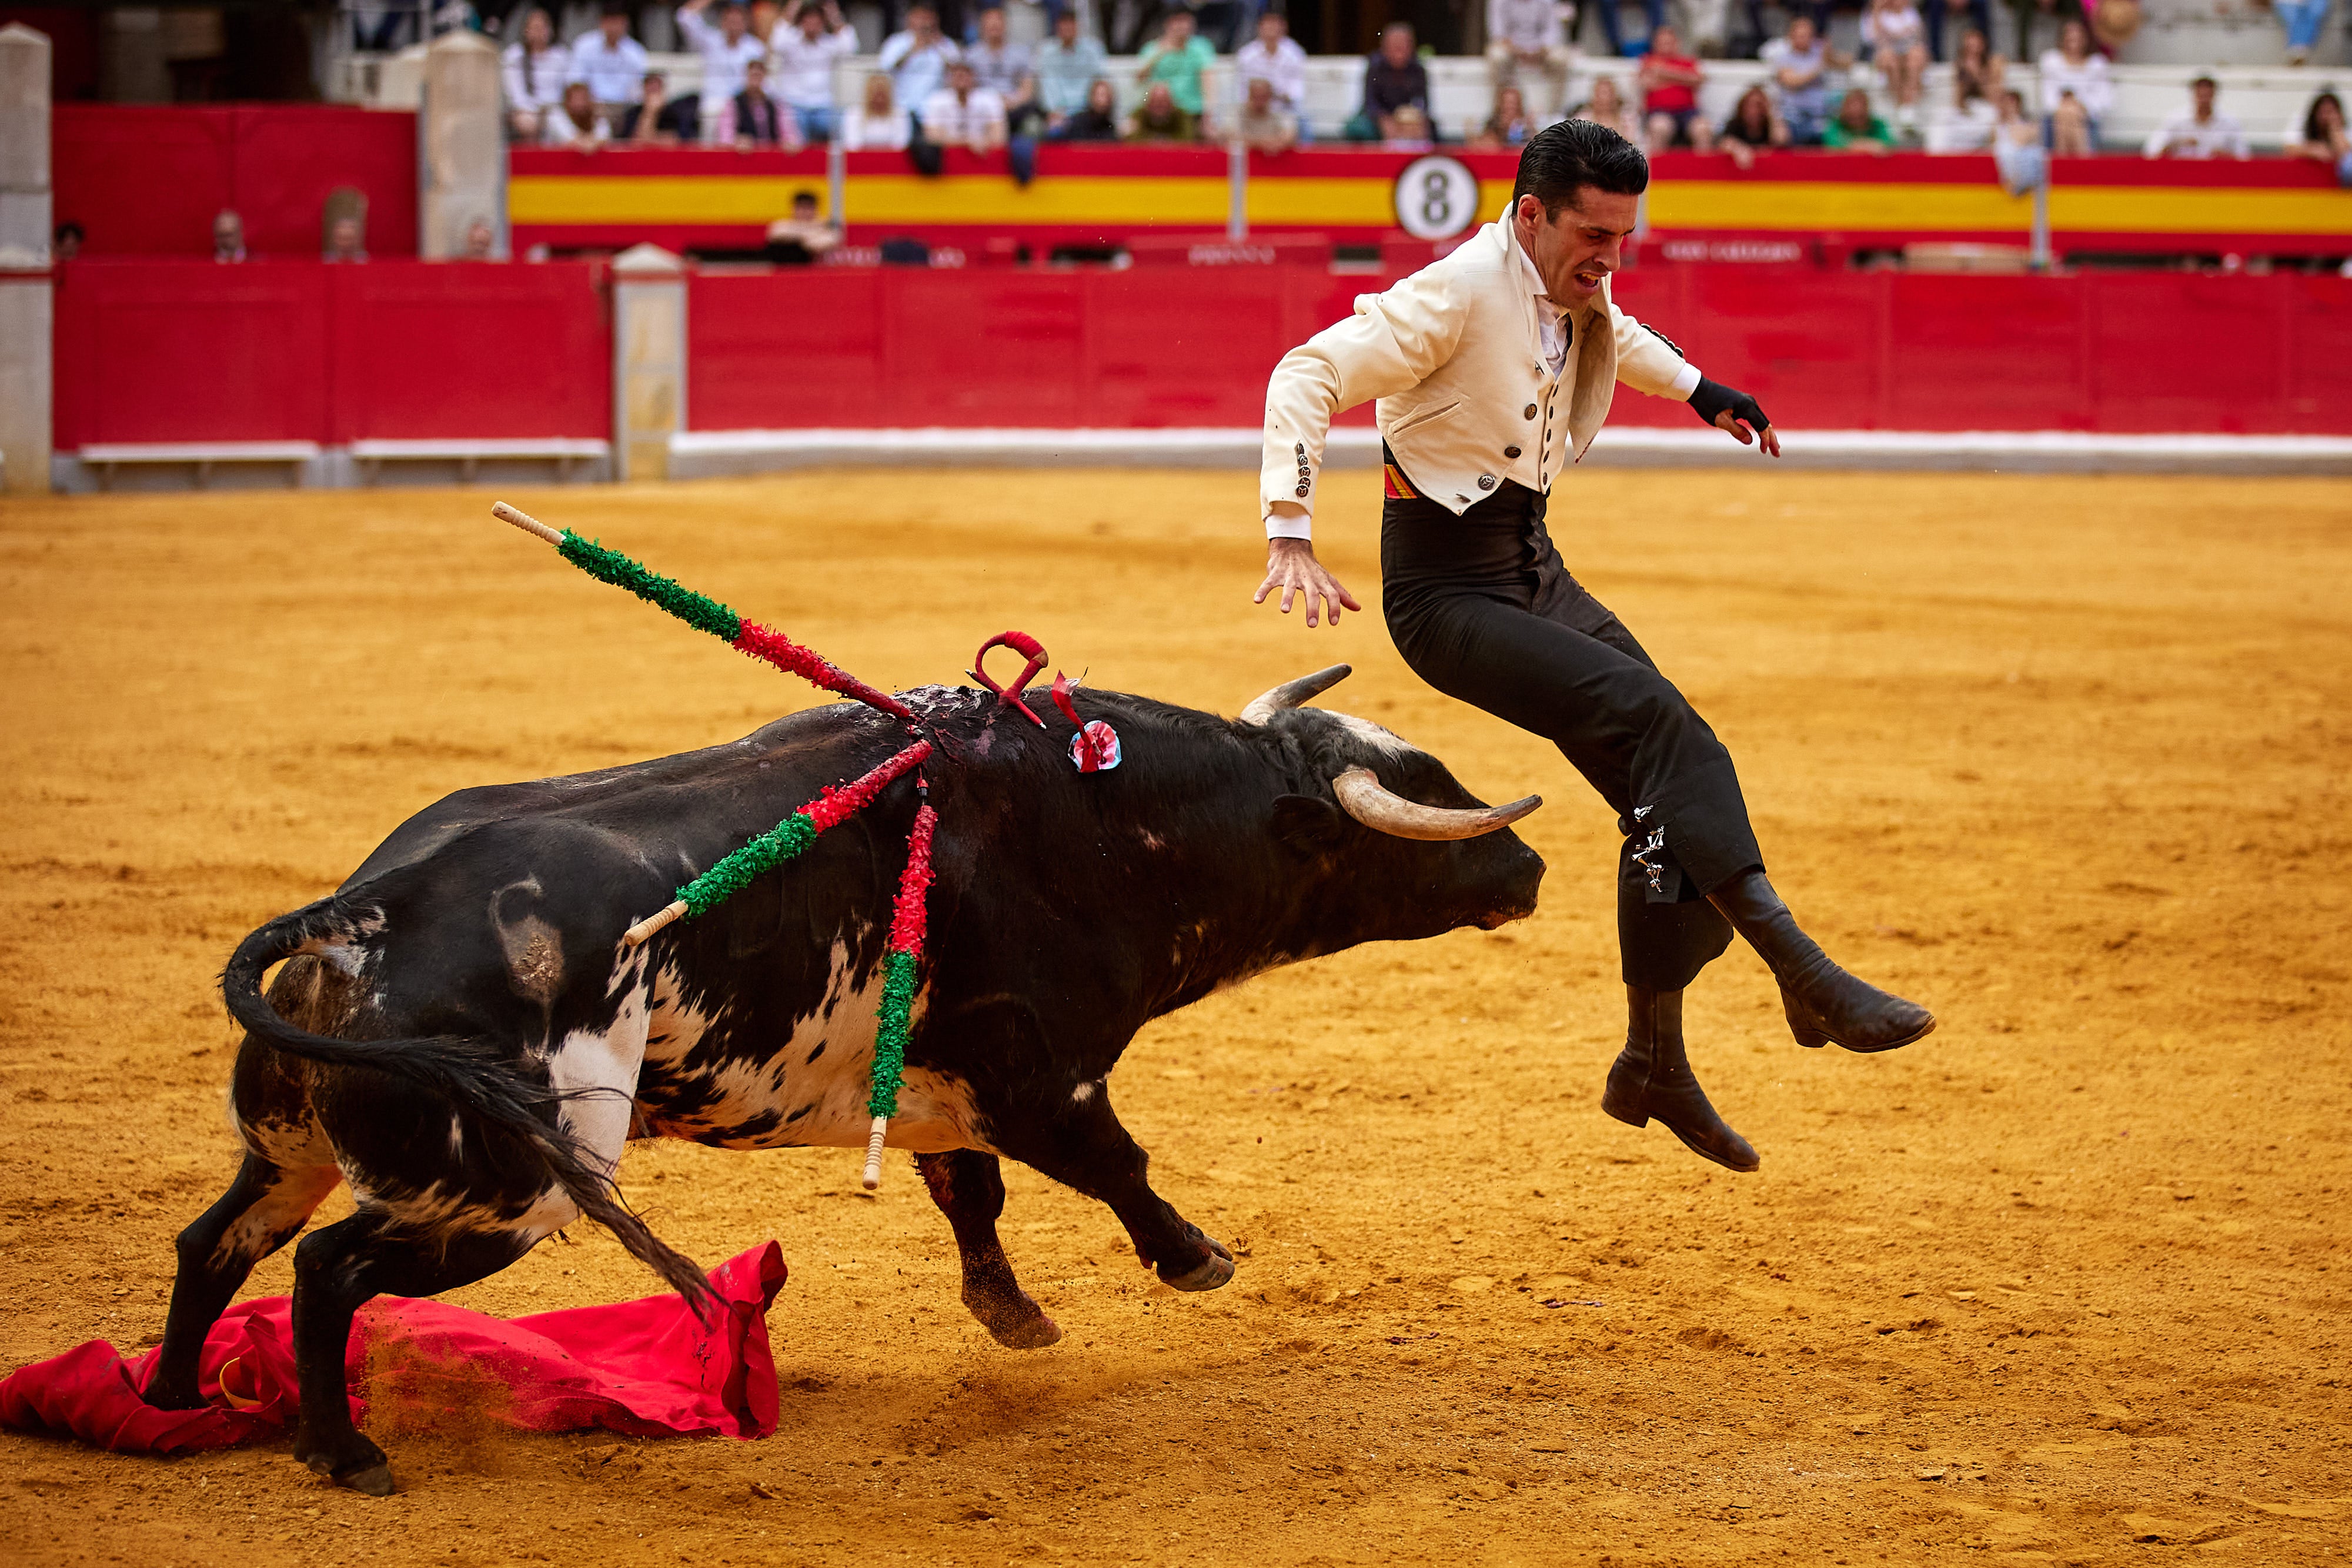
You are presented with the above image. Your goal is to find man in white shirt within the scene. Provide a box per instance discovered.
[677,0,770,141]
[1235,11,1309,121]
[921,58,1007,149]
[1486,0,1574,113]
[2143,75,2249,159]
[1253,120,1932,1176]
[967,5,1041,133]
[566,1,651,115]
[770,0,858,142]
[880,4,962,126]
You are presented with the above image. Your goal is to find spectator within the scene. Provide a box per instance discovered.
[765,190,842,262]
[566,1,649,115]
[502,6,569,141]
[1035,9,1107,133]
[968,6,1043,135]
[462,218,498,259]
[1237,10,1309,125]
[879,5,960,123]
[771,0,856,143]
[1469,82,1539,149]
[1924,0,1993,59]
[1127,79,1200,141]
[1925,55,1996,149]
[2291,91,2350,185]
[1638,25,1713,149]
[1137,11,1215,120]
[2047,86,2092,153]
[212,209,246,263]
[2143,74,2248,158]
[921,59,1007,149]
[1951,26,2004,104]
[1718,82,1790,166]
[1992,87,2047,191]
[1571,75,1643,143]
[1234,73,1301,150]
[1822,85,1893,147]
[545,81,612,146]
[2275,0,2329,64]
[722,58,798,145]
[1862,0,1927,136]
[1054,76,1122,139]
[841,72,912,148]
[325,215,368,263]
[1596,0,1667,57]
[1762,15,1840,144]
[618,70,701,142]
[677,0,767,138]
[1347,22,1429,142]
[2036,18,2110,149]
[1486,0,1572,115]
[54,221,83,261]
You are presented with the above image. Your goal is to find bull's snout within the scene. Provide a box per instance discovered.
[1476,840,1545,929]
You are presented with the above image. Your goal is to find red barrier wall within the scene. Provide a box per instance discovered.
[52,106,419,259]
[52,261,610,450]
[687,265,2352,437]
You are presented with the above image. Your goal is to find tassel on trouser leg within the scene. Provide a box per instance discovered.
[1601,986,1760,1173]
[1707,870,1936,1054]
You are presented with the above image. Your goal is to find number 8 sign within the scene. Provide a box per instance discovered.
[1391,155,1481,241]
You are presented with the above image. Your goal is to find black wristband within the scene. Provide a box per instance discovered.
[1689,376,1772,432]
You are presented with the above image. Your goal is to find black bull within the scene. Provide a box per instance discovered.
[143,669,1545,1494]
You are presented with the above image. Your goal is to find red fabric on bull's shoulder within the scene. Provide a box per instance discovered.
[0,1242,787,1456]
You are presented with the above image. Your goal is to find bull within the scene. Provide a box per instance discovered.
[142,666,1545,1495]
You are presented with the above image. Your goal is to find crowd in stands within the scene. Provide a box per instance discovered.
[482,0,2347,174]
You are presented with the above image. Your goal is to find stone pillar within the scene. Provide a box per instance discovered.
[611,244,686,483]
[0,23,54,495]
[419,30,505,259]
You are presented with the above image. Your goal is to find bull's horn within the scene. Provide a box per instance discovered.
[1239,664,1353,725]
[1331,767,1541,841]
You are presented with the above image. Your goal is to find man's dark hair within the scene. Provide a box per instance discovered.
[1511,118,1648,217]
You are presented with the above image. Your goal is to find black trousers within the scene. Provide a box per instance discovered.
[1380,460,1760,992]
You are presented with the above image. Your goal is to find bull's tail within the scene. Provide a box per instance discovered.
[220,897,717,1317]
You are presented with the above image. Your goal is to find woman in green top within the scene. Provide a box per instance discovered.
[1137,10,1215,117]
[1822,88,1893,149]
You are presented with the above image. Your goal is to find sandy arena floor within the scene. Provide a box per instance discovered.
[1,467,2347,1567]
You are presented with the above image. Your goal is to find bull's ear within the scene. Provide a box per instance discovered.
[1272,793,1348,851]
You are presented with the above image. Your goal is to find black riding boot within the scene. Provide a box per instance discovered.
[1601,986,1759,1173]
[1708,870,1936,1053]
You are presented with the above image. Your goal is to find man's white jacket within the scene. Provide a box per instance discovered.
[1260,217,1699,535]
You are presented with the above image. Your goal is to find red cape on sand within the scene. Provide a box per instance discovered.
[0,1242,787,1455]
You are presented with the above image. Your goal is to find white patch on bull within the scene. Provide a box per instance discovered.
[491,881,566,1004]
[1328,711,1415,758]
[1138,829,1167,852]
[544,960,653,1183]
[306,939,366,978]
[446,1114,464,1159]
[636,938,985,1155]
[1070,1080,1098,1105]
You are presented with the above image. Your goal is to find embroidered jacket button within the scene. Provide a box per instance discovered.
[1294,483,1310,497]
[1476,474,1497,490]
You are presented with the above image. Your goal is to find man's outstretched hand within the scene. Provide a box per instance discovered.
[1254,537,1361,629]
[1690,376,1783,459]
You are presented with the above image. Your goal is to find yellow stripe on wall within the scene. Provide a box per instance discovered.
[2047,185,2352,236]
[510,173,1231,226]
[1646,179,2036,233]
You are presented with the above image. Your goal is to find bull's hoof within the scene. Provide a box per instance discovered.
[984,1312,1065,1350]
[1158,1249,1235,1293]
[140,1382,209,1413]
[300,1434,396,1496]
[963,1283,1064,1350]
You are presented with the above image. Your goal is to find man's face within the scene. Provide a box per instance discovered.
[909,6,936,37]
[1516,188,1638,307]
[1258,12,1284,43]
[1382,27,1414,64]
[744,61,765,89]
[793,196,818,219]
[1167,12,1192,40]
[1788,16,1815,47]
[800,8,824,34]
[601,14,627,42]
[949,63,974,92]
[721,5,746,39]
[2193,81,2216,116]
[1652,25,1679,54]
[1054,11,1077,39]
[980,8,1004,42]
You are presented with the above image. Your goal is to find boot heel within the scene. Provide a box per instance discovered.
[1782,992,1829,1048]
[1601,1095,1650,1129]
